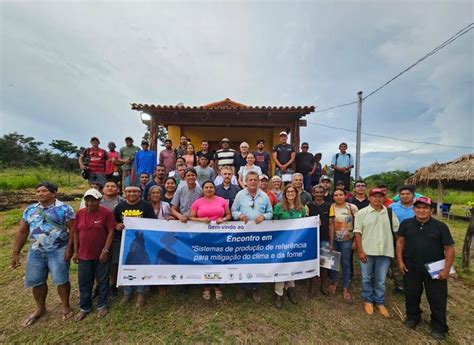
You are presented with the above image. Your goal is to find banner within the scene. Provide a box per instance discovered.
[118,216,319,285]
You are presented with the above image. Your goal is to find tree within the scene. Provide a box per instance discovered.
[363,170,412,192]
[0,132,43,167]
[49,140,79,171]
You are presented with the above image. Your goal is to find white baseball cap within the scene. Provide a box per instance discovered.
[84,188,102,199]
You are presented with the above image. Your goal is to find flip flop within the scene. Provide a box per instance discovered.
[343,290,353,302]
[98,308,108,317]
[328,283,337,294]
[62,309,74,321]
[75,311,89,321]
[22,313,43,327]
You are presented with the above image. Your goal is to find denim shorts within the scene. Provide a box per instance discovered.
[24,247,70,288]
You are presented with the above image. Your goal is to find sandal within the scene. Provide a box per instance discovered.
[98,308,108,317]
[343,289,352,302]
[202,288,211,300]
[22,313,44,327]
[215,288,223,301]
[62,309,74,321]
[75,311,89,322]
[328,282,337,294]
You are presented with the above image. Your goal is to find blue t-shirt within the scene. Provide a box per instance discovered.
[135,150,157,176]
[22,200,75,251]
[389,202,415,223]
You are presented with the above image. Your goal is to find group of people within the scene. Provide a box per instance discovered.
[10,133,455,341]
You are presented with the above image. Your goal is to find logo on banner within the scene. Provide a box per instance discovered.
[228,273,235,280]
[171,274,177,280]
[291,271,303,276]
[204,273,222,280]
[141,275,153,280]
[246,273,253,279]
[123,275,137,281]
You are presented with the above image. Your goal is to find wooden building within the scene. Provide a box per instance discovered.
[131,98,315,172]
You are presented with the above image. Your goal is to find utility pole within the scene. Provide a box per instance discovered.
[355,91,363,180]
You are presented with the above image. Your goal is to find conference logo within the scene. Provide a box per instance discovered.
[123,275,136,281]
[141,275,153,280]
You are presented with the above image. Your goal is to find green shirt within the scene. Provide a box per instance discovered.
[273,203,306,220]
[353,205,399,257]
[119,145,140,170]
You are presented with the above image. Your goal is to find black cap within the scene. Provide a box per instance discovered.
[141,140,149,145]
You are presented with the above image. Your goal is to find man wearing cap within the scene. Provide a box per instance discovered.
[272,131,295,177]
[396,197,454,340]
[11,182,75,326]
[114,186,156,307]
[319,175,333,203]
[252,139,271,177]
[354,187,399,318]
[73,189,115,321]
[105,142,120,184]
[215,138,236,170]
[159,139,177,174]
[79,137,108,187]
[119,137,140,188]
[295,142,316,192]
[196,140,215,168]
[331,142,354,191]
[259,174,278,207]
[134,140,157,181]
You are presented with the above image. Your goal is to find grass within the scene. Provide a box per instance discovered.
[0,206,473,343]
[0,167,85,191]
[416,187,474,206]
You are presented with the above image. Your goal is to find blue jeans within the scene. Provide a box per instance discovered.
[24,247,70,288]
[124,285,146,296]
[275,168,294,178]
[360,255,391,305]
[329,240,352,289]
[78,259,110,312]
[303,174,312,192]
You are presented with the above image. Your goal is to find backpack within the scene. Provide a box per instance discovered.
[335,153,351,164]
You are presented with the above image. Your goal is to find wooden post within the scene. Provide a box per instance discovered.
[461,208,474,268]
[437,180,444,216]
[150,116,158,154]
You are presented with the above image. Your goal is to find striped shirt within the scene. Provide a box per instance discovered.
[215,149,236,167]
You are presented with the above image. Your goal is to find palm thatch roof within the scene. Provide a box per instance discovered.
[407,153,474,190]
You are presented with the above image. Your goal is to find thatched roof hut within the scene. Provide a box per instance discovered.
[407,153,474,190]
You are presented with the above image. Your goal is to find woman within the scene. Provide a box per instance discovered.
[148,185,173,220]
[161,177,177,204]
[328,189,358,302]
[307,184,332,297]
[237,153,262,188]
[189,181,232,300]
[182,144,197,168]
[270,175,283,203]
[272,184,308,309]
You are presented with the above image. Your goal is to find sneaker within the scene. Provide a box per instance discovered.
[251,289,261,304]
[286,287,298,305]
[364,302,374,315]
[273,293,283,309]
[377,305,390,318]
[120,294,131,305]
[430,329,446,341]
[403,318,420,329]
[235,288,246,302]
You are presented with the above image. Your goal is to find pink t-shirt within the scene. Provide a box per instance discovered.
[191,196,228,220]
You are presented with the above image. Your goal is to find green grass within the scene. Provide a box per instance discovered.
[0,167,85,190]
[0,208,473,343]
[416,187,474,206]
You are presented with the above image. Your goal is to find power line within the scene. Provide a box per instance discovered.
[307,121,474,150]
[313,23,474,113]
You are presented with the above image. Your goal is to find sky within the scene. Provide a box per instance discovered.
[1,0,473,177]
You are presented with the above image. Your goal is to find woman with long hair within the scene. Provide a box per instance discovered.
[189,181,232,300]
[237,153,262,188]
[328,189,358,302]
[182,143,197,168]
[272,184,308,308]
[161,177,177,204]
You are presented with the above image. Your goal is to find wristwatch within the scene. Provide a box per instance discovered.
[102,248,109,254]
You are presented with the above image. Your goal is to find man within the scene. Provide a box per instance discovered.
[114,186,156,307]
[79,181,103,209]
[195,155,216,186]
[295,142,316,192]
[259,174,277,207]
[159,139,177,174]
[331,142,354,191]
[79,137,108,187]
[11,182,75,326]
[170,168,203,222]
[378,183,394,207]
[105,141,120,184]
[174,135,188,158]
[138,172,150,198]
[253,139,271,177]
[73,189,115,321]
[389,185,416,295]
[214,165,239,186]
[234,142,250,175]
[347,179,370,210]
[174,163,188,187]
[354,187,399,318]
[100,180,124,298]
[396,197,454,340]
[272,131,295,177]
[134,140,157,180]
[214,138,236,170]
[119,137,140,188]
[232,171,273,304]
[335,180,353,199]
[319,175,333,203]
[310,153,323,187]
[143,164,167,200]
[215,166,241,209]
[291,173,313,206]
[196,139,214,168]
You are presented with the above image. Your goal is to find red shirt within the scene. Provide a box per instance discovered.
[75,206,116,260]
[384,198,394,207]
[86,147,108,174]
[266,191,278,207]
[106,151,119,175]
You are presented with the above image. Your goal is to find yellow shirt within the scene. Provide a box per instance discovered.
[353,205,399,257]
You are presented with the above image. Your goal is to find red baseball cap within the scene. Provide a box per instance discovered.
[369,187,386,196]
[414,196,432,206]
